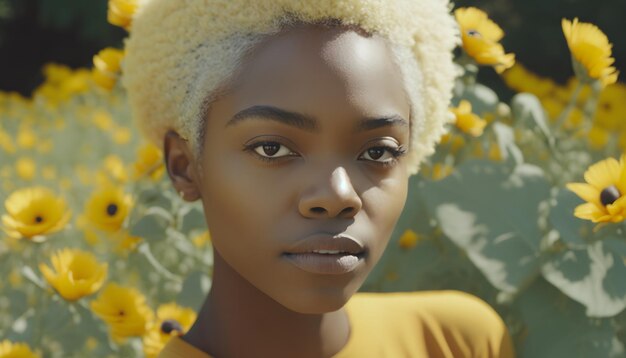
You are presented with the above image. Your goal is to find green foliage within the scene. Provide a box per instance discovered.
[421,160,549,295]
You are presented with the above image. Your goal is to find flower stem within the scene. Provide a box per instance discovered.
[580,81,602,134]
[21,266,47,291]
[457,53,479,88]
[137,242,183,283]
[554,82,584,129]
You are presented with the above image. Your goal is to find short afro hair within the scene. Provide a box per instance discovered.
[122,0,460,175]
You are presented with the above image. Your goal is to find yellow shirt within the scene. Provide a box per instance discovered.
[157,290,516,358]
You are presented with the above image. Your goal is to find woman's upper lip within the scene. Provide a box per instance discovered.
[283,233,365,255]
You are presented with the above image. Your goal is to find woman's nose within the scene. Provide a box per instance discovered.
[298,166,363,219]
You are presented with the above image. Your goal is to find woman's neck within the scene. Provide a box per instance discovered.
[182,250,352,358]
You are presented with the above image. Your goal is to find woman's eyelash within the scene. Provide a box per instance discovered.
[242,141,298,163]
[243,141,408,167]
[370,145,408,168]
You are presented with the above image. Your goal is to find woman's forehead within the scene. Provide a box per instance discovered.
[223,25,411,125]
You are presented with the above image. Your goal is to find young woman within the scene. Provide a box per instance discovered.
[122,0,515,357]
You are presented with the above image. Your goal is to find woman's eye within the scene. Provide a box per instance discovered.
[252,142,296,158]
[360,146,401,163]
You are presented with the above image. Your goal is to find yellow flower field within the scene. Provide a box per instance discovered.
[0,1,625,357]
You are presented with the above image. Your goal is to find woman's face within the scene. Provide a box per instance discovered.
[174,25,412,314]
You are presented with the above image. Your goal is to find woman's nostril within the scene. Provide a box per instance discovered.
[311,207,326,214]
[340,207,354,215]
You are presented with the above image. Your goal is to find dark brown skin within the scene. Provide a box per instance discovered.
[164,24,413,358]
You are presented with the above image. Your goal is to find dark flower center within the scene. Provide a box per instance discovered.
[106,203,118,216]
[34,215,43,223]
[467,29,482,38]
[161,319,183,335]
[600,185,621,206]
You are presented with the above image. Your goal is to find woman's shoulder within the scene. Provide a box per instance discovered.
[347,290,516,358]
[157,336,212,358]
[351,289,505,322]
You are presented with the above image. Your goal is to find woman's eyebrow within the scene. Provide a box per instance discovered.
[226,105,408,132]
[226,105,318,131]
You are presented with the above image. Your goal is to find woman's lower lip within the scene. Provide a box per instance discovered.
[282,252,364,275]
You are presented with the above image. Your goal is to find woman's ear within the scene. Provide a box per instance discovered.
[163,130,202,201]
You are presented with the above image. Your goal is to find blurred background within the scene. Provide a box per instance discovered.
[1,0,625,97]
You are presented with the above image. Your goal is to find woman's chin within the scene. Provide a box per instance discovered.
[275,289,354,314]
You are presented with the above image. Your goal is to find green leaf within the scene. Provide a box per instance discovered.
[549,189,594,245]
[510,93,554,147]
[455,82,500,116]
[542,239,626,317]
[136,188,173,212]
[492,122,524,165]
[513,278,622,358]
[364,175,498,297]
[179,205,207,233]
[420,160,550,294]
[129,212,169,241]
[177,271,212,311]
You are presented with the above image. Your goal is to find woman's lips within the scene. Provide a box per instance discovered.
[282,252,365,275]
[284,233,365,255]
[282,233,367,274]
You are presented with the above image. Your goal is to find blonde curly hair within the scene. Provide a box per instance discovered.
[122,0,460,175]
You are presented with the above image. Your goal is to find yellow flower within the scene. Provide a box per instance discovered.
[92,110,115,131]
[109,230,142,255]
[563,107,584,130]
[562,18,619,88]
[587,125,610,150]
[91,283,154,343]
[594,82,626,131]
[15,157,36,181]
[112,126,132,145]
[541,97,565,120]
[433,163,454,180]
[108,0,138,30]
[398,229,422,250]
[454,7,515,73]
[92,48,125,91]
[450,100,487,137]
[17,126,37,149]
[133,143,165,181]
[502,64,557,97]
[142,303,197,358]
[566,155,626,224]
[2,187,72,240]
[0,340,39,358]
[0,128,16,153]
[84,185,133,232]
[619,132,626,152]
[487,142,503,161]
[39,248,108,301]
[439,133,466,154]
[421,162,454,181]
[84,337,98,352]
[191,231,211,248]
[102,155,128,183]
[34,64,92,104]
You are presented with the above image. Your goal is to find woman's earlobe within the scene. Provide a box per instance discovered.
[163,130,202,201]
